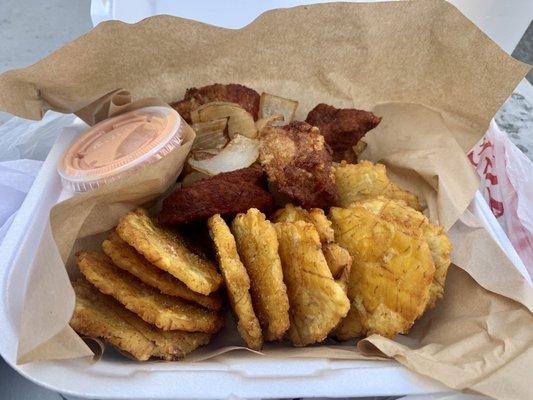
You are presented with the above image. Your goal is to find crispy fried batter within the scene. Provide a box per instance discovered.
[272,204,351,293]
[334,161,421,210]
[207,214,263,350]
[231,209,290,341]
[117,208,222,295]
[274,221,350,346]
[259,122,338,208]
[102,232,222,310]
[306,103,381,162]
[77,251,223,333]
[70,279,210,361]
[354,197,451,308]
[172,83,260,122]
[159,166,274,225]
[329,206,435,339]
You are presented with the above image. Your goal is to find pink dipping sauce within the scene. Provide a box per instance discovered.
[58,106,183,192]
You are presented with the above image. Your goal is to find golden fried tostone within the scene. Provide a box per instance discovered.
[103,232,222,310]
[272,204,335,243]
[70,279,211,361]
[272,204,352,293]
[353,197,451,308]
[207,214,263,350]
[334,161,421,210]
[77,251,223,333]
[329,206,435,339]
[116,208,222,295]
[274,221,350,346]
[232,208,290,341]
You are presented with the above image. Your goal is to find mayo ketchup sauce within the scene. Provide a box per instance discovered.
[58,106,185,192]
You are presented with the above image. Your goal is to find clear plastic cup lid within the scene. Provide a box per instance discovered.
[58,106,183,192]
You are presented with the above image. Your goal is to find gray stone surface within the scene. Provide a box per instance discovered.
[0,0,92,125]
[512,21,533,84]
[495,83,533,160]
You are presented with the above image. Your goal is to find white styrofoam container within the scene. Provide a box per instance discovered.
[0,119,529,399]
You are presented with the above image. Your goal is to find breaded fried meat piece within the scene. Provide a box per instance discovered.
[102,232,222,310]
[329,205,435,340]
[353,197,451,308]
[172,83,260,122]
[306,103,381,161]
[231,208,290,341]
[208,214,263,350]
[77,251,223,333]
[70,279,211,361]
[259,122,338,208]
[274,221,350,346]
[117,208,222,295]
[334,161,421,210]
[159,166,274,225]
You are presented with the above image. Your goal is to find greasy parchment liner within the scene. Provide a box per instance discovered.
[1,1,531,399]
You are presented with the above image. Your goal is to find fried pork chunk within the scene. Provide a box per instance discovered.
[306,103,381,161]
[77,251,223,333]
[232,208,290,341]
[334,161,421,210]
[159,166,274,225]
[275,221,350,346]
[259,122,338,208]
[70,279,211,361]
[172,83,260,122]
[329,205,435,340]
[208,214,263,350]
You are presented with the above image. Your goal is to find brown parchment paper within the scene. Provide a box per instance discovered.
[1,1,532,399]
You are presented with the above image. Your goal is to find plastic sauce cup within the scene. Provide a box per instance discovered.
[58,106,184,192]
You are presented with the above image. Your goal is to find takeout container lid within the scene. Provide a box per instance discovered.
[57,106,183,192]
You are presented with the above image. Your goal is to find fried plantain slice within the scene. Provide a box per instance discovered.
[231,209,290,341]
[272,204,334,243]
[207,214,263,350]
[321,243,352,294]
[329,205,435,339]
[71,279,154,360]
[334,161,421,210]
[353,197,451,308]
[71,279,211,361]
[274,221,350,346]
[116,208,222,295]
[77,251,223,333]
[102,232,222,310]
[272,204,351,293]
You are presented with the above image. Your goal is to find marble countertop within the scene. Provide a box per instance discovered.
[495,79,533,159]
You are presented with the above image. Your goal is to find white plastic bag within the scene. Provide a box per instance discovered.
[0,159,43,242]
[0,111,76,243]
[468,120,533,275]
[0,111,75,162]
